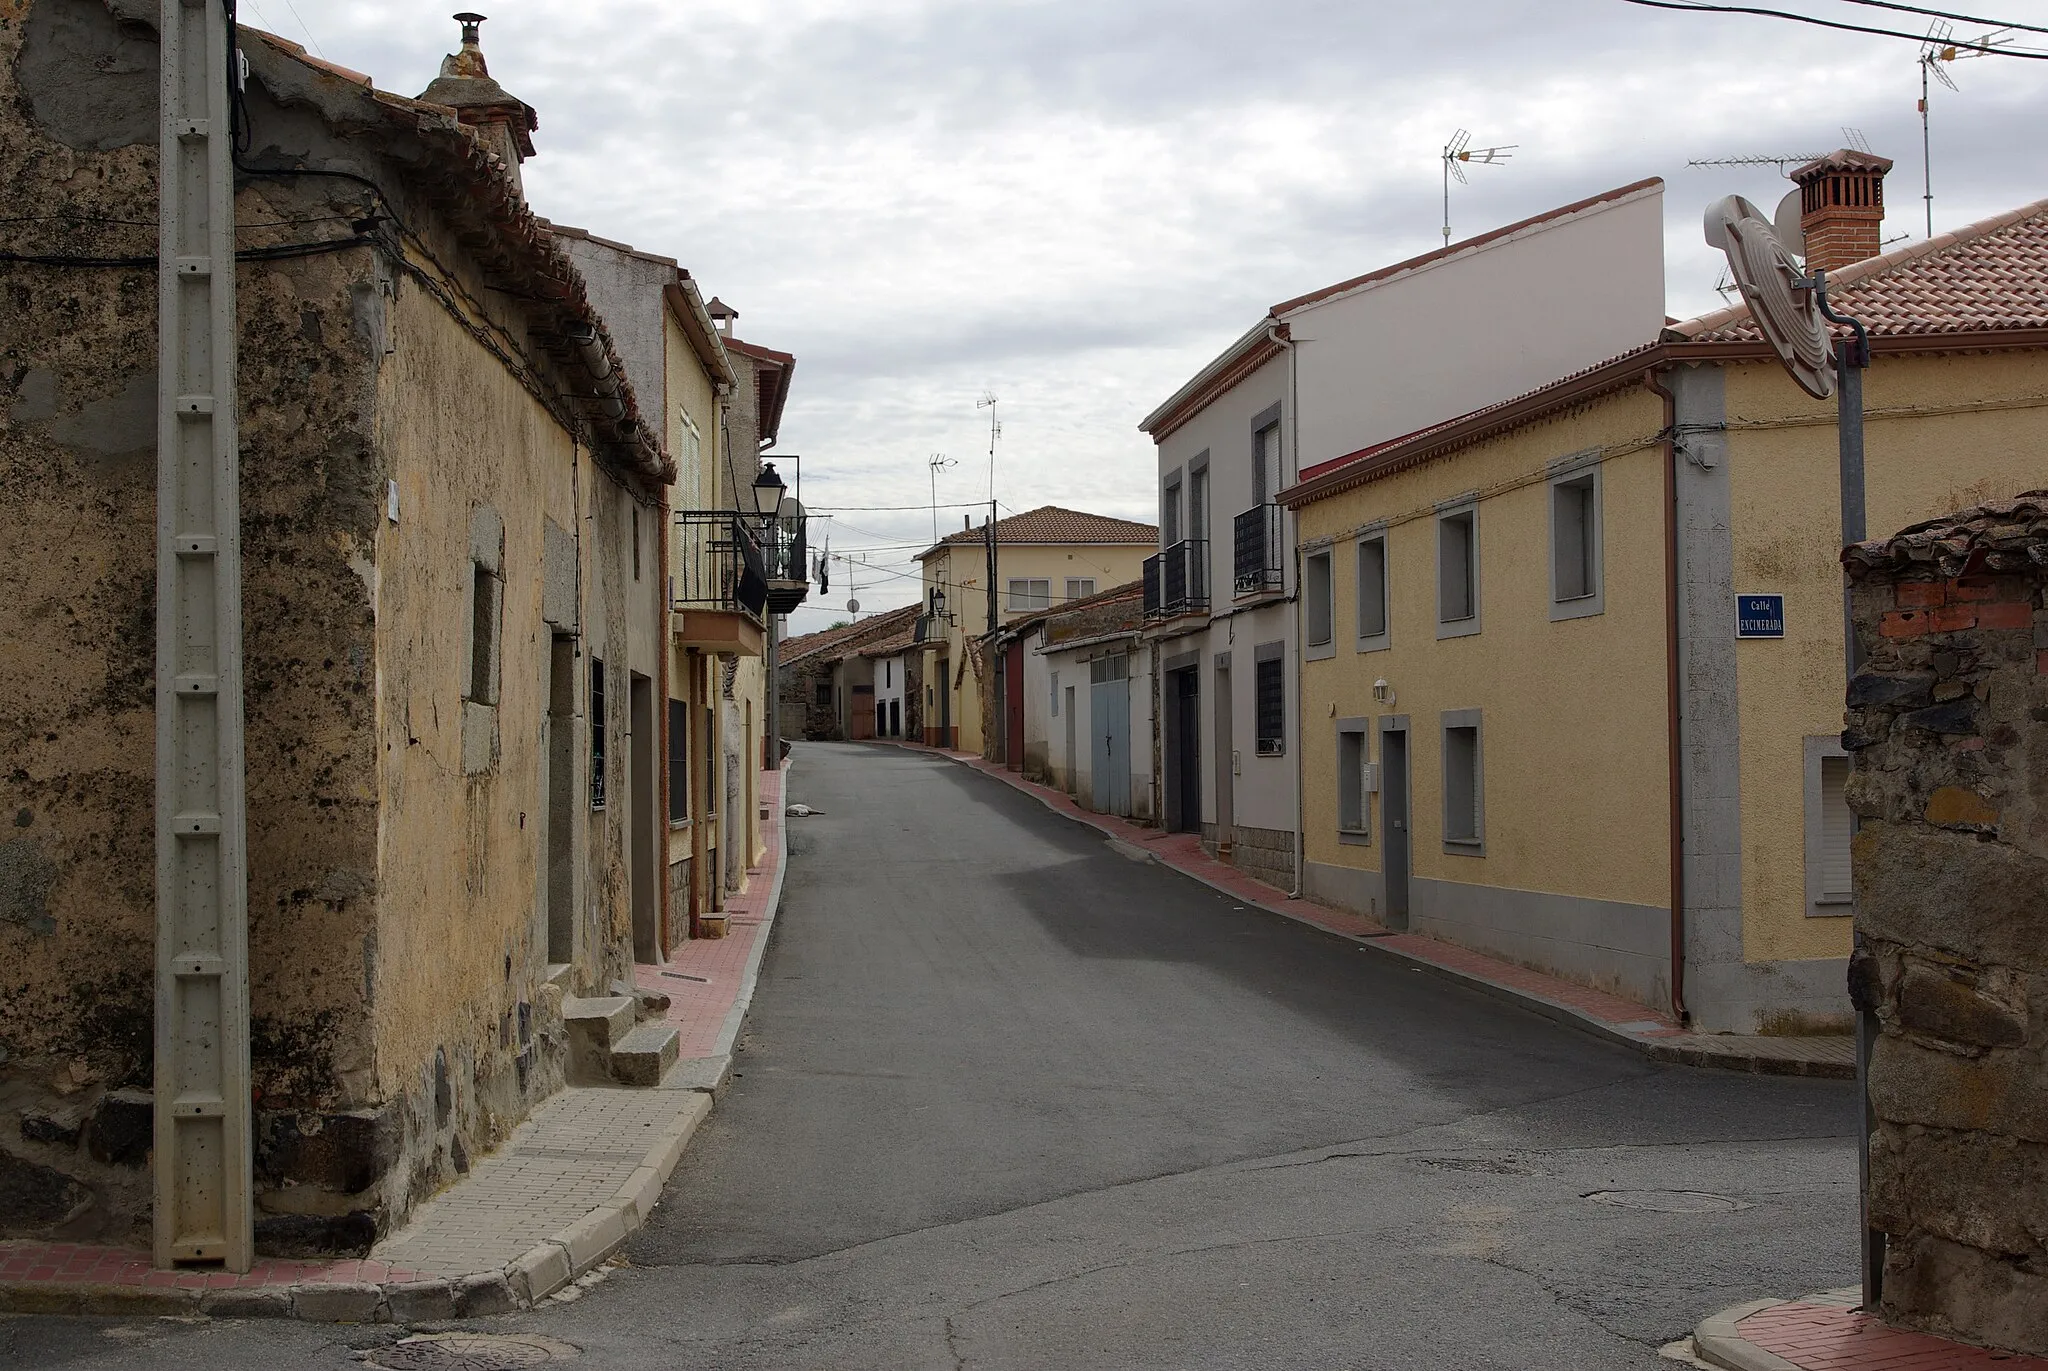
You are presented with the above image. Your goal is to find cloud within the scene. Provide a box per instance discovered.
[289,0,2048,635]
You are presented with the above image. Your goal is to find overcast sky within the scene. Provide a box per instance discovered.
[284,0,2048,634]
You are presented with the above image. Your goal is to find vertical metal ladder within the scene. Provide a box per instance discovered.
[154,0,253,1272]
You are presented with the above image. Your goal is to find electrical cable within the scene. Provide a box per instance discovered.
[1834,0,2048,40]
[1616,0,2048,52]
[0,234,377,268]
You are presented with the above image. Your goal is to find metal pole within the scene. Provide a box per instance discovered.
[1921,61,1934,239]
[155,0,253,1271]
[1818,273,1882,1310]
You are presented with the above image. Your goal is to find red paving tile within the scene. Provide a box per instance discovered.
[1737,1302,2048,1370]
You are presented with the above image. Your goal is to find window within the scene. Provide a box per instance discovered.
[468,561,502,705]
[1050,670,1060,717]
[1189,466,1209,546]
[884,659,893,688]
[1337,720,1371,840]
[1304,549,1334,657]
[1437,502,1480,638]
[1163,474,1183,546]
[1252,413,1282,505]
[590,657,607,809]
[1254,643,1285,756]
[667,699,689,823]
[1805,738,1854,915]
[704,704,716,817]
[814,681,831,709]
[1065,577,1095,602]
[632,507,641,582]
[1549,459,1603,620]
[1441,710,1483,853]
[1007,578,1051,611]
[1356,532,1389,650]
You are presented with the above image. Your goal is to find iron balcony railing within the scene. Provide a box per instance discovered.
[673,512,770,620]
[762,510,809,615]
[1234,503,1284,596]
[1143,539,1209,621]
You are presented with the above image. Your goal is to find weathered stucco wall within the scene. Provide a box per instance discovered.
[0,0,387,1246]
[1845,493,2048,1356]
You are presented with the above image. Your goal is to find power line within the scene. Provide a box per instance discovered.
[808,500,994,512]
[1616,0,2048,52]
[1836,0,2048,40]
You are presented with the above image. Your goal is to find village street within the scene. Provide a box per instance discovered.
[7,743,1858,1370]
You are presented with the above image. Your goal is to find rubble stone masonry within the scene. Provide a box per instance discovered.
[1843,492,2048,1356]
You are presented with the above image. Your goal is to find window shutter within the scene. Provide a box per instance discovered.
[1821,756,1853,899]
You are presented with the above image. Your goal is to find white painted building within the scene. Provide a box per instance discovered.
[1138,179,1669,893]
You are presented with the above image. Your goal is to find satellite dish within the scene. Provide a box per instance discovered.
[1704,195,1833,400]
[1772,189,1806,259]
[847,599,860,614]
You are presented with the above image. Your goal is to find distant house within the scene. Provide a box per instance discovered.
[777,606,922,742]
[1282,153,2048,1032]
[999,582,1152,818]
[915,506,1156,758]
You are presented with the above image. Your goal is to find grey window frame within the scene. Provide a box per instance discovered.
[1436,498,1481,639]
[1804,735,1854,916]
[1251,404,1283,507]
[1336,717,1372,844]
[1548,451,1605,621]
[1355,527,1390,652]
[1007,578,1051,611]
[1253,641,1286,757]
[1303,546,1336,660]
[1064,577,1096,602]
[1440,708,1484,855]
[1162,467,1184,547]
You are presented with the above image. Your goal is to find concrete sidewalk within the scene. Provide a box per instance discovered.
[0,764,792,1323]
[897,740,1854,1080]
[1684,1289,2048,1370]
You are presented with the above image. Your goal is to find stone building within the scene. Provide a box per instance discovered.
[1844,493,2048,1356]
[777,606,923,742]
[0,4,672,1251]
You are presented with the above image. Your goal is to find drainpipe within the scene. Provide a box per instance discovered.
[657,488,672,958]
[1643,367,1690,1026]
[1266,321,1307,900]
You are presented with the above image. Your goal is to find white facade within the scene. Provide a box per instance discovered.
[1140,178,1668,889]
[1041,636,1155,822]
[870,652,907,739]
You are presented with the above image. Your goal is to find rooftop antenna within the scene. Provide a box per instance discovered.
[976,392,1000,501]
[1687,153,1827,170]
[1919,22,2010,238]
[926,452,956,544]
[1840,125,1872,153]
[1442,129,1516,246]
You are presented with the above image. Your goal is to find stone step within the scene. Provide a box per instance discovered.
[610,1023,680,1088]
[563,996,637,1085]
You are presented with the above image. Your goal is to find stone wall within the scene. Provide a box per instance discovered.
[1843,493,2048,1356]
[1202,823,1295,893]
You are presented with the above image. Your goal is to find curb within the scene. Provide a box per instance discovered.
[1693,1299,1805,1371]
[0,758,798,1325]
[899,742,1854,1082]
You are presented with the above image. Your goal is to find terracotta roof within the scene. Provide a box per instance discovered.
[1669,197,2048,345]
[781,604,920,668]
[724,337,796,446]
[856,626,920,658]
[1043,580,1146,648]
[1270,178,1664,317]
[1844,492,2048,580]
[920,506,1157,558]
[210,18,673,494]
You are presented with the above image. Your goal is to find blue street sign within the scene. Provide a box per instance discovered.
[1737,593,1786,638]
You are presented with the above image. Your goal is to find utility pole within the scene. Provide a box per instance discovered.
[155,0,253,1271]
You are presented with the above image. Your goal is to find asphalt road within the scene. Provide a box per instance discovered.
[4,741,1858,1370]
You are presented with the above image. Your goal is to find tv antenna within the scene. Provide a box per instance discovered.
[1688,153,1826,170]
[1442,129,1515,246]
[926,453,957,544]
[1919,22,2010,238]
[976,392,1001,501]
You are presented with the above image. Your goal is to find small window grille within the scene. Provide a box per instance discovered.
[590,658,607,809]
[667,698,689,822]
[1255,656,1285,756]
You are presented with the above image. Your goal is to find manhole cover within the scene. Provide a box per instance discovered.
[364,1334,578,1371]
[1585,1189,1752,1214]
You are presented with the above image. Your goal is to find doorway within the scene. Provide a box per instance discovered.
[1090,654,1131,816]
[1164,661,1201,834]
[1213,658,1234,854]
[546,636,577,965]
[630,672,656,962]
[1063,685,1077,795]
[936,658,952,748]
[1380,720,1411,931]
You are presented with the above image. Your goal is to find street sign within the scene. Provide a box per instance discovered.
[1737,593,1786,638]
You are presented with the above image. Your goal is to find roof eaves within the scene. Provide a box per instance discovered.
[1139,317,1284,438]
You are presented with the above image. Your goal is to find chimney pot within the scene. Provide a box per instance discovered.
[1790,148,1893,275]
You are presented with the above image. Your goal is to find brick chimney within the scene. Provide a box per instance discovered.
[1790,149,1893,274]
[416,13,539,195]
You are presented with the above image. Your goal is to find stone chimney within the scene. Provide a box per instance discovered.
[416,13,539,195]
[1790,149,1893,275]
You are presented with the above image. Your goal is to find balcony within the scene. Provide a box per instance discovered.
[1143,539,1209,622]
[1233,503,1283,598]
[761,508,810,615]
[672,512,769,655]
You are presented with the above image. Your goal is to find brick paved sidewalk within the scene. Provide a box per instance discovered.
[1693,1289,2048,1370]
[895,741,1853,1080]
[0,763,793,1324]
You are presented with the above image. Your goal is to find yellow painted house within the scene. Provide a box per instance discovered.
[915,507,1156,754]
[1282,157,2048,1034]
